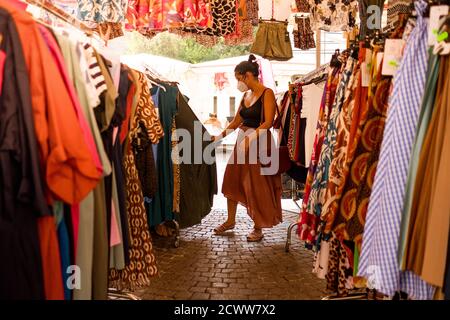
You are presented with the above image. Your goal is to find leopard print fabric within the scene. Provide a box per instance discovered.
[183,0,237,36]
[325,233,354,296]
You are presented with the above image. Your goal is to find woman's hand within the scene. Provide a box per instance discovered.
[211,135,220,142]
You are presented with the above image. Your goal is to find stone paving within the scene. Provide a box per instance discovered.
[136,209,327,300]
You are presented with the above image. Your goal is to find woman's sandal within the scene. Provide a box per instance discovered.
[247,229,264,242]
[213,222,236,235]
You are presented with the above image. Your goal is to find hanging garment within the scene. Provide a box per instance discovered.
[334,57,391,250]
[109,72,162,291]
[133,122,158,199]
[171,119,181,214]
[293,16,315,50]
[306,55,355,244]
[91,52,120,301]
[54,203,72,300]
[77,0,127,23]
[149,83,178,226]
[175,94,218,228]
[399,51,440,267]
[298,67,340,246]
[224,17,254,46]
[9,2,102,206]
[301,81,326,167]
[1,6,43,302]
[325,234,354,295]
[95,22,124,40]
[250,21,293,61]
[321,48,368,235]
[308,0,358,32]
[246,0,259,26]
[357,0,436,300]
[125,0,151,31]
[287,84,301,161]
[295,0,310,12]
[183,0,236,36]
[403,54,450,289]
[386,0,412,30]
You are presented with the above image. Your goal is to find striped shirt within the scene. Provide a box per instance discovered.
[82,43,107,96]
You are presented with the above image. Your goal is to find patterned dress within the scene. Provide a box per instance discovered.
[320,53,363,238]
[109,72,164,291]
[298,67,340,246]
[306,54,355,246]
[308,0,358,32]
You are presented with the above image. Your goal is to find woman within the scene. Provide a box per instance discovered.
[212,55,282,242]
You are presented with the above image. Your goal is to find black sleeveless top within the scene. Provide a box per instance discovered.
[239,89,267,128]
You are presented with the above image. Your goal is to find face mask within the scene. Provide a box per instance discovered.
[237,80,249,92]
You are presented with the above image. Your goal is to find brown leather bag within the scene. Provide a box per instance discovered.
[260,89,292,175]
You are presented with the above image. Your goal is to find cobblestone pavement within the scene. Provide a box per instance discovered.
[135,209,326,300]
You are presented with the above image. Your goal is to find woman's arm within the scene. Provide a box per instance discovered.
[213,99,244,141]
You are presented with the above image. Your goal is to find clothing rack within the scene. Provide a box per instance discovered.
[284,64,329,252]
[292,63,330,84]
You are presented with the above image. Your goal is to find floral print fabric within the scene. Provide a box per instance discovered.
[77,0,127,23]
[298,66,340,247]
[308,0,358,32]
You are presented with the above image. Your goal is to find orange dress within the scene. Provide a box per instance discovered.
[222,92,282,228]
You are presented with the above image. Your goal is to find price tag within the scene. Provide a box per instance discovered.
[428,5,449,46]
[360,49,372,87]
[361,62,370,87]
[382,39,405,76]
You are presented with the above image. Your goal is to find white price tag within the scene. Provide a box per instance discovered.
[382,39,405,76]
[361,62,370,87]
[428,5,449,46]
[361,49,373,87]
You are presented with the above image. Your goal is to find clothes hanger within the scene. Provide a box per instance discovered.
[144,72,167,92]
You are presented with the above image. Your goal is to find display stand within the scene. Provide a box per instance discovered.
[284,179,303,252]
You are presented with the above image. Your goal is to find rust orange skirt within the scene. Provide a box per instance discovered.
[222,127,282,228]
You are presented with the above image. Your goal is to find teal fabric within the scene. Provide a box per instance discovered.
[398,50,440,267]
[149,85,178,226]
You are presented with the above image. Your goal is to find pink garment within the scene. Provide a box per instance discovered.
[39,26,103,259]
[110,200,122,247]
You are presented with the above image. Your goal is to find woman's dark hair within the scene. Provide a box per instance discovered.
[234,54,259,78]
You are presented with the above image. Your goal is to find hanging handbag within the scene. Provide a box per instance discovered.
[259,89,293,175]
